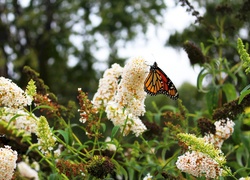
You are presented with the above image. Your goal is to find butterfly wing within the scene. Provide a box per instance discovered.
[144,62,179,100]
[144,65,162,95]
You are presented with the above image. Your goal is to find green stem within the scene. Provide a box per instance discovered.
[91,110,104,156]
[54,135,88,163]
[27,140,69,179]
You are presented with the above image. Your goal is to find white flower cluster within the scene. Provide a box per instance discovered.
[17,161,39,180]
[239,177,250,180]
[92,64,123,109]
[204,118,235,149]
[1,107,38,135]
[176,118,235,178]
[93,57,148,136]
[0,77,57,158]
[0,145,18,180]
[0,77,38,135]
[143,173,153,180]
[0,77,32,108]
[105,137,116,151]
[176,151,222,179]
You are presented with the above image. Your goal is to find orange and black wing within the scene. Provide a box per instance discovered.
[144,62,179,100]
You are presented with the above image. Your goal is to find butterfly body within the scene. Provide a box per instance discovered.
[144,62,179,100]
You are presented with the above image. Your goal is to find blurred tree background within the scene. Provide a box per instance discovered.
[0,0,167,103]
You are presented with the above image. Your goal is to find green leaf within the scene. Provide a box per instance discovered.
[111,126,120,139]
[197,68,210,93]
[32,105,55,113]
[240,84,250,93]
[56,129,69,144]
[7,114,23,126]
[152,101,160,112]
[239,89,250,104]
[206,87,219,115]
[238,69,248,85]
[112,159,128,180]
[222,83,237,102]
[154,113,161,124]
[101,122,106,132]
[145,111,154,122]
[48,173,62,180]
[236,145,246,167]
[159,105,177,113]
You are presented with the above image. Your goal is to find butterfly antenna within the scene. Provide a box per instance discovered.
[150,53,158,63]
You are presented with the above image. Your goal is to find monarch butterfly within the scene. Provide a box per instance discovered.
[144,62,179,100]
